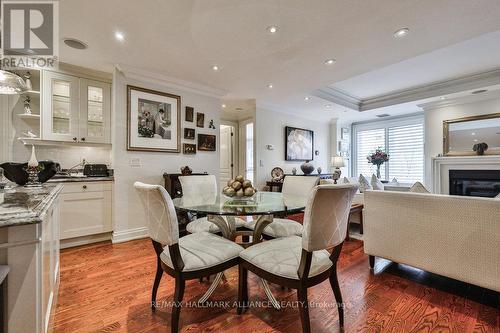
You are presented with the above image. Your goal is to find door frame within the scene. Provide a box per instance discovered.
[238,118,255,183]
[220,120,238,180]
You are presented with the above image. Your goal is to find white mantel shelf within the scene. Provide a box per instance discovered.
[432,155,500,194]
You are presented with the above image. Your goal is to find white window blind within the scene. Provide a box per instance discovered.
[356,128,386,178]
[353,116,424,183]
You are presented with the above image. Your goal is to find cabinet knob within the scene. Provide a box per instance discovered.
[73,137,77,141]
[82,185,87,189]
[81,137,86,141]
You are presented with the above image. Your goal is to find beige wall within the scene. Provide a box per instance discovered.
[111,68,221,242]
[424,97,500,186]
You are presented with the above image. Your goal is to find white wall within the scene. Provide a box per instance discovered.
[255,107,331,190]
[112,68,221,242]
[424,97,500,185]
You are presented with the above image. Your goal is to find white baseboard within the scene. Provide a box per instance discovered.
[112,226,149,243]
[60,232,112,249]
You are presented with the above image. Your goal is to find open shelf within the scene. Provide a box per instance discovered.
[21,90,41,98]
[17,137,111,147]
[17,113,41,120]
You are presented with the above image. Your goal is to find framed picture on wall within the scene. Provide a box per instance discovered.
[127,85,181,153]
[183,143,196,154]
[197,134,216,151]
[196,112,205,128]
[285,126,314,161]
[185,106,194,122]
[184,128,195,140]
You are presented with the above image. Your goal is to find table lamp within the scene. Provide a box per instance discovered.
[331,156,345,184]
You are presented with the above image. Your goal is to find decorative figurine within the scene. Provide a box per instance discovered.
[473,142,488,155]
[24,71,32,91]
[24,96,32,115]
[208,119,216,129]
[25,145,42,187]
[180,165,193,175]
[291,167,297,175]
[317,166,322,174]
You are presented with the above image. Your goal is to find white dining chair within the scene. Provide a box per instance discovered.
[134,182,243,333]
[179,175,245,233]
[237,184,359,332]
[248,175,319,238]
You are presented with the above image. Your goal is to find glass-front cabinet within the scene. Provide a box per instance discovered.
[42,71,111,144]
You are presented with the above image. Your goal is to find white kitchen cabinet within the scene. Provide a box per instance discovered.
[42,71,111,144]
[59,182,113,240]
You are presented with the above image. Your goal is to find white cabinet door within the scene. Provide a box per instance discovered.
[42,72,80,142]
[79,79,111,144]
[60,184,113,239]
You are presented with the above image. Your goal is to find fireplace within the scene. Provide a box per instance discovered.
[449,170,500,197]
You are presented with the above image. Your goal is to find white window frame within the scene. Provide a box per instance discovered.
[352,114,425,183]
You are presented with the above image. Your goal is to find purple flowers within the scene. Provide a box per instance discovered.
[367,148,389,166]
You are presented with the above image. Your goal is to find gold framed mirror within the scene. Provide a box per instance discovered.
[443,113,500,156]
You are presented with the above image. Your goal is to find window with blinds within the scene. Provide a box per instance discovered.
[353,116,424,183]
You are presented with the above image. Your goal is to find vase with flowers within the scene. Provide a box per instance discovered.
[367,147,389,179]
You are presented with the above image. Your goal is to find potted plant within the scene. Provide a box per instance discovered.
[367,147,389,179]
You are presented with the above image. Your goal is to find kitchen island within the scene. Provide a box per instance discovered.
[0,184,63,333]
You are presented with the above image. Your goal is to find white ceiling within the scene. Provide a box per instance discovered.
[59,0,500,121]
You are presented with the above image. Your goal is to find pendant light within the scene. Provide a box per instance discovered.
[0,69,28,94]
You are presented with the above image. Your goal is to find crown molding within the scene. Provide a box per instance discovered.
[115,64,227,98]
[418,89,500,111]
[317,67,500,112]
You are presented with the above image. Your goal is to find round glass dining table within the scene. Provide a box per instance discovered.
[173,191,307,308]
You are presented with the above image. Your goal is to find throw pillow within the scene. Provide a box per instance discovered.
[409,181,430,193]
[371,174,384,191]
[358,174,372,192]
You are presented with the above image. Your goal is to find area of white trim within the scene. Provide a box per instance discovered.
[318,68,500,112]
[112,226,149,244]
[60,232,113,249]
[116,64,227,98]
[432,155,500,194]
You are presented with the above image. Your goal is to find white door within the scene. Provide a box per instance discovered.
[79,79,111,144]
[239,120,254,183]
[220,125,234,189]
[42,71,80,142]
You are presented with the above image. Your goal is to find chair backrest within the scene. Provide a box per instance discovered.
[302,184,358,252]
[282,175,319,196]
[179,175,217,199]
[134,182,179,246]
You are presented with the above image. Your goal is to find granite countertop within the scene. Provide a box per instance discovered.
[0,184,63,228]
[47,176,114,183]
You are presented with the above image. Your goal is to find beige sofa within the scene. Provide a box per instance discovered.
[363,190,500,292]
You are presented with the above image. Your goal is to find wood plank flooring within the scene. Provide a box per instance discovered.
[51,238,499,333]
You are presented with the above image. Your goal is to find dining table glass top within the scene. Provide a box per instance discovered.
[173,191,307,216]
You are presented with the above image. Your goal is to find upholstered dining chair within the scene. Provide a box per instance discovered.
[238,184,358,332]
[179,175,245,233]
[248,175,319,238]
[134,182,244,333]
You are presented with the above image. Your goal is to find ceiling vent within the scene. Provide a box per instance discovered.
[471,89,488,95]
[376,113,390,118]
[63,38,88,50]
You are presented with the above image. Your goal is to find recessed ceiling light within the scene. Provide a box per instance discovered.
[221,104,226,108]
[63,38,88,50]
[115,31,125,41]
[474,139,478,142]
[212,65,219,71]
[325,104,332,109]
[440,97,446,100]
[471,89,488,94]
[267,84,273,89]
[324,59,336,65]
[267,26,278,34]
[304,97,310,101]
[471,132,476,136]
[393,28,410,38]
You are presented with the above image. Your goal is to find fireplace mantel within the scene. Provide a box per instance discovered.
[432,155,500,194]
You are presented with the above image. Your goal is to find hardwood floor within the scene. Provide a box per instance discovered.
[51,238,499,333]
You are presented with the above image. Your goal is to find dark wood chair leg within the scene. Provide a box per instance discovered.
[171,278,185,333]
[297,287,310,333]
[237,265,248,315]
[151,258,163,311]
[359,212,364,234]
[369,255,375,269]
[329,270,344,328]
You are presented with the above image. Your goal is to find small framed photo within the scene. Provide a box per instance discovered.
[341,127,349,140]
[197,134,216,151]
[184,128,195,140]
[183,143,196,154]
[196,112,205,128]
[185,106,194,122]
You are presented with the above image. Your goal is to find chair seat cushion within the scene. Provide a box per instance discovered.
[247,218,303,238]
[239,236,333,279]
[160,232,243,272]
[186,216,246,233]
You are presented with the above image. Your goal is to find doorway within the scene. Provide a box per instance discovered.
[219,122,237,190]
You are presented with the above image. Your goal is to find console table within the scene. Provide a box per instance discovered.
[266,173,334,192]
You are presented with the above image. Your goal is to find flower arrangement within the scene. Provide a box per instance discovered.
[367,147,389,179]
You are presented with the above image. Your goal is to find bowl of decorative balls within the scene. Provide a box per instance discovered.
[223,175,257,201]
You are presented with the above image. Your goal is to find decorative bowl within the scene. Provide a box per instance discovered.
[0,161,58,186]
